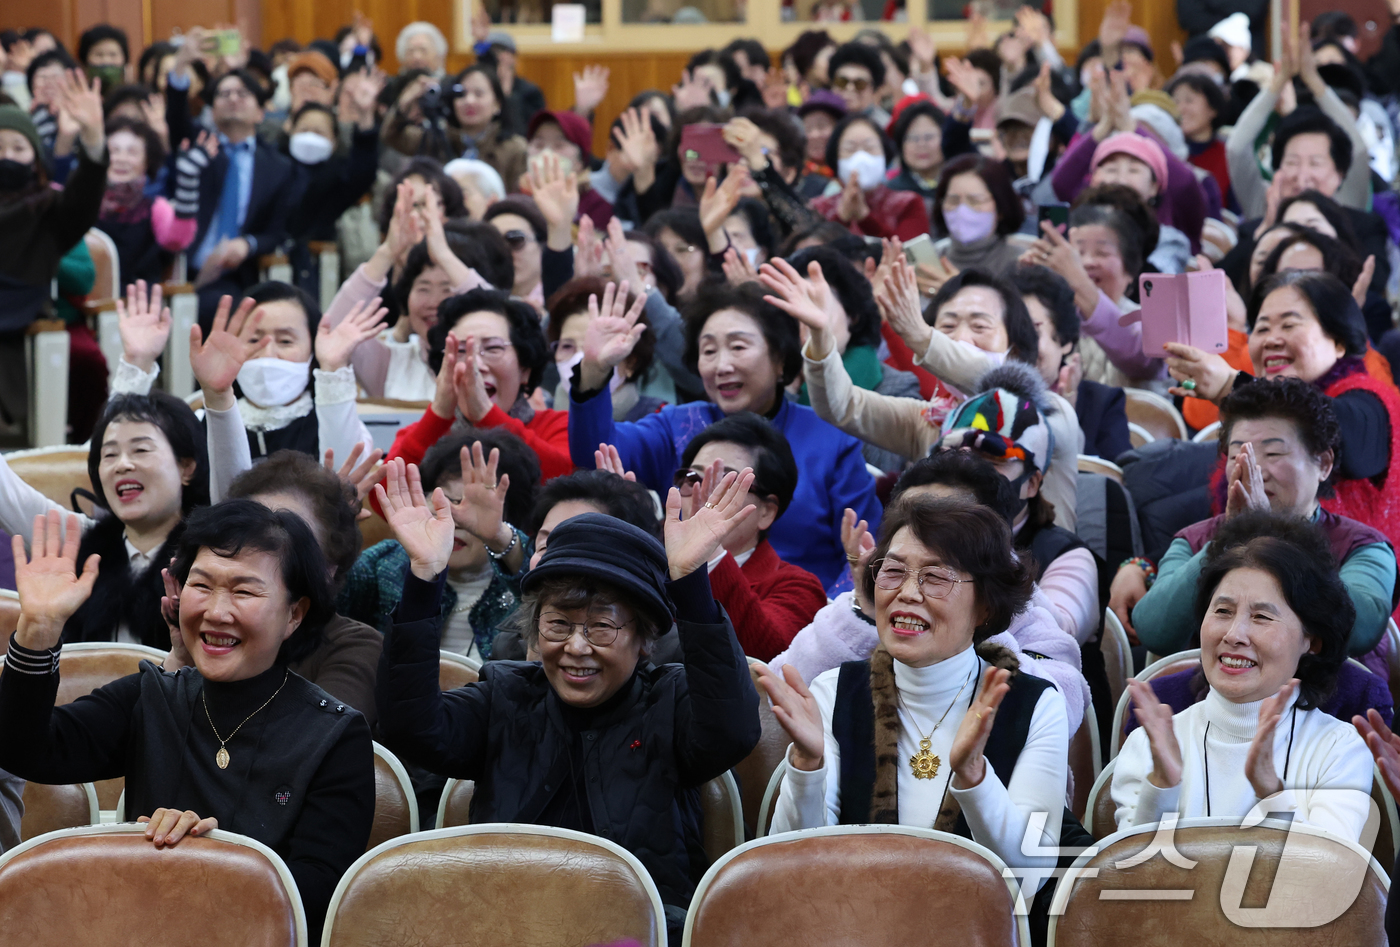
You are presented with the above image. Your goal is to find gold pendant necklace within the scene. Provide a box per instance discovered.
[203,670,290,770]
[897,662,977,780]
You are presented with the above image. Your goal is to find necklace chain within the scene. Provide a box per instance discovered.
[896,660,978,780]
[202,670,290,770]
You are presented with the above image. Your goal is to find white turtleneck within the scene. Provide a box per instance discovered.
[771,644,1069,891]
[1111,687,1374,843]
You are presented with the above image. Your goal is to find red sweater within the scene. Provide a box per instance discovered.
[811,185,931,243]
[709,540,828,661]
[388,404,574,480]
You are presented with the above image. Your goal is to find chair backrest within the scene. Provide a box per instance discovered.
[755,762,786,838]
[1086,757,1119,840]
[3,447,92,509]
[1109,649,1202,759]
[366,743,418,852]
[1075,473,1143,568]
[0,824,306,946]
[439,650,481,691]
[1069,701,1103,822]
[1127,422,1155,448]
[732,658,792,839]
[1192,420,1222,443]
[83,228,121,304]
[1386,619,1400,712]
[18,782,98,842]
[436,777,476,829]
[55,642,168,707]
[323,824,666,947]
[1077,454,1124,484]
[698,771,745,864]
[1124,388,1189,442]
[683,825,1030,946]
[1050,818,1390,946]
[1370,765,1398,873]
[1100,608,1133,717]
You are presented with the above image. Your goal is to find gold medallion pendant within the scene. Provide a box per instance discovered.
[216,747,230,770]
[910,738,941,779]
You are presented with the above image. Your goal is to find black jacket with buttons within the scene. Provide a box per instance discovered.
[376,570,761,909]
[0,651,374,942]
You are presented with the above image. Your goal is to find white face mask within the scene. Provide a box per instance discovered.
[953,338,1009,366]
[837,149,886,191]
[743,247,760,267]
[237,357,311,407]
[289,131,334,165]
[528,151,574,178]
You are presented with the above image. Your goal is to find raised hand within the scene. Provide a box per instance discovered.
[528,152,580,249]
[950,666,1012,788]
[603,216,645,288]
[613,108,660,190]
[1056,351,1083,407]
[448,441,515,553]
[698,169,749,251]
[723,116,768,171]
[594,442,636,481]
[1355,709,1400,800]
[1032,62,1065,121]
[1098,0,1132,50]
[453,336,495,423]
[190,295,268,410]
[753,662,826,770]
[1246,678,1298,799]
[943,57,985,104]
[842,508,876,618]
[159,566,194,671]
[372,458,455,580]
[759,258,843,358]
[573,64,610,114]
[580,281,647,392]
[575,215,607,278]
[722,246,760,286]
[324,442,385,519]
[663,467,757,580]
[316,297,388,372]
[672,68,713,111]
[117,280,173,373]
[138,808,218,848]
[430,331,460,420]
[1224,442,1272,517]
[1128,677,1184,789]
[56,68,105,152]
[877,256,934,354]
[1024,220,1096,307]
[1016,5,1053,47]
[1164,343,1236,402]
[907,25,936,71]
[13,511,100,650]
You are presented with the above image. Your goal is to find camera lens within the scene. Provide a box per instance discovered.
[1143,280,1153,296]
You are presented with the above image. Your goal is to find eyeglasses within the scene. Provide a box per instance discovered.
[502,229,533,249]
[456,337,514,363]
[904,133,941,147]
[870,558,973,599]
[833,75,872,92]
[942,193,994,210]
[672,468,705,492]
[214,85,255,101]
[538,612,632,647]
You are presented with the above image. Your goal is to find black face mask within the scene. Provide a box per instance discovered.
[0,159,36,192]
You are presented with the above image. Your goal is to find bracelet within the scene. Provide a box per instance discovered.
[1120,556,1157,589]
[485,527,520,561]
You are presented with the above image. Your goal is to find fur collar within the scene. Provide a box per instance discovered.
[64,514,184,649]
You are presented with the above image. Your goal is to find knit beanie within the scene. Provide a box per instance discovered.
[0,106,45,165]
[940,362,1055,477]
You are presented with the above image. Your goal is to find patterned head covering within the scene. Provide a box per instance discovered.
[939,363,1054,481]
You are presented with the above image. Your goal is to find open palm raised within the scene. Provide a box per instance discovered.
[373,458,456,581]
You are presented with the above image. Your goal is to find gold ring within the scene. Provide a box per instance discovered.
[704,501,716,509]
[975,712,983,720]
[846,555,861,565]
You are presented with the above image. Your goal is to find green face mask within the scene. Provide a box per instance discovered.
[86,64,125,94]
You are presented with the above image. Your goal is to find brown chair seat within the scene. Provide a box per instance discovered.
[0,824,305,946]
[3,447,93,510]
[322,824,666,947]
[439,650,480,691]
[1051,817,1389,946]
[365,743,418,852]
[684,825,1029,946]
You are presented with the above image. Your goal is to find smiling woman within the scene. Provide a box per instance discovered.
[0,501,375,943]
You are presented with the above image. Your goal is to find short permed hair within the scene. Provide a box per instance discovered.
[89,392,209,514]
[828,41,886,89]
[226,450,361,586]
[420,427,541,529]
[925,268,1040,368]
[1010,265,1080,348]
[680,411,799,529]
[824,113,896,173]
[1272,107,1353,179]
[888,449,1022,525]
[1217,376,1342,497]
[527,469,661,538]
[79,24,129,65]
[864,495,1033,641]
[738,107,806,174]
[1196,510,1354,710]
[682,282,803,387]
[426,288,550,395]
[172,499,336,664]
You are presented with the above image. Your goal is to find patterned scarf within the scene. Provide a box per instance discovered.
[99,176,150,222]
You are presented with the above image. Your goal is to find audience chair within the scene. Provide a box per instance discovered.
[1100,608,1133,717]
[1191,421,1221,443]
[1077,455,1124,484]
[733,658,792,839]
[1069,701,1103,822]
[23,323,70,448]
[1123,389,1189,442]
[1050,817,1389,946]
[1109,649,1202,759]
[755,761,785,838]
[1085,757,1119,840]
[322,824,667,947]
[4,446,94,511]
[160,277,199,399]
[1127,422,1156,448]
[84,228,123,381]
[18,781,98,842]
[0,824,306,946]
[355,400,431,456]
[366,743,418,852]
[683,825,1031,946]
[307,241,341,312]
[439,650,481,691]
[436,777,476,829]
[699,771,745,864]
[260,253,294,285]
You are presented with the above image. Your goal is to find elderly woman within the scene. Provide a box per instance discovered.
[1166,271,1400,545]
[810,113,930,243]
[567,280,882,593]
[0,503,375,941]
[1112,513,1373,840]
[374,459,760,943]
[760,496,1070,897]
[1113,378,1396,664]
[546,277,664,421]
[930,154,1027,275]
[395,22,447,76]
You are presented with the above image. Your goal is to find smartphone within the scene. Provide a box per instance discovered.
[903,233,938,267]
[1121,270,1229,357]
[1038,202,1070,237]
[680,123,742,165]
[213,29,241,57]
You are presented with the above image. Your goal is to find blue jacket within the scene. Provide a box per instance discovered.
[568,387,882,592]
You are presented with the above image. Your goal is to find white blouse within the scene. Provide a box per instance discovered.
[1111,687,1374,842]
[381,336,436,403]
[771,644,1070,892]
